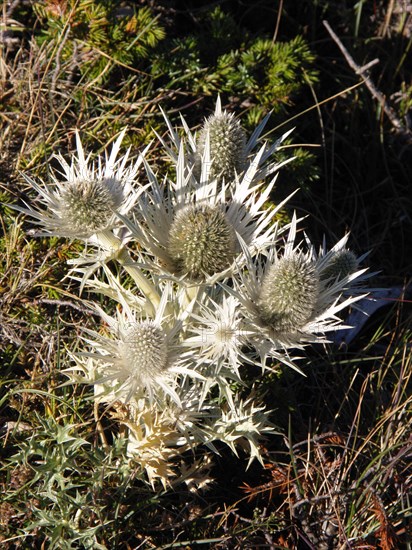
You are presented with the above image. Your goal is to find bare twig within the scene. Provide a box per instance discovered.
[323,20,412,140]
[272,0,284,44]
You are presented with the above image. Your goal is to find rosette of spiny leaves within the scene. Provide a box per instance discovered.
[67,282,207,407]
[156,96,294,189]
[114,386,275,487]
[220,214,370,373]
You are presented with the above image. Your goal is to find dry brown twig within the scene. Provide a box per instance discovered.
[323,20,412,141]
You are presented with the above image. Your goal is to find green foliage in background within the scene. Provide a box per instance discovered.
[33,1,165,85]
[10,2,319,185]
[151,8,318,120]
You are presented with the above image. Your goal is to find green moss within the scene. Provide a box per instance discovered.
[33,2,165,85]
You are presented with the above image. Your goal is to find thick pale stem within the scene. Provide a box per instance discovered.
[95,230,161,312]
[117,248,161,312]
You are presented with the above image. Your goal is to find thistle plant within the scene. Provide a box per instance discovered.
[16,98,372,489]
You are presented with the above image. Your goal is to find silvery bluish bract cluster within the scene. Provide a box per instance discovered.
[19,99,373,489]
[16,129,146,241]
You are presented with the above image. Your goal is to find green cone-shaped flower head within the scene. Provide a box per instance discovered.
[168,204,236,280]
[257,255,319,332]
[119,321,168,383]
[60,177,124,238]
[320,249,358,283]
[196,111,247,182]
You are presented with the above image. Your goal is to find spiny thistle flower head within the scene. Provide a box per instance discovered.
[17,129,145,240]
[87,317,173,404]
[320,248,359,283]
[257,254,319,332]
[73,287,199,406]
[58,177,124,238]
[228,215,367,373]
[168,203,237,280]
[310,234,374,298]
[157,96,295,190]
[196,99,247,183]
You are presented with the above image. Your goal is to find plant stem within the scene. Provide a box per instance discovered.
[96,230,161,312]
